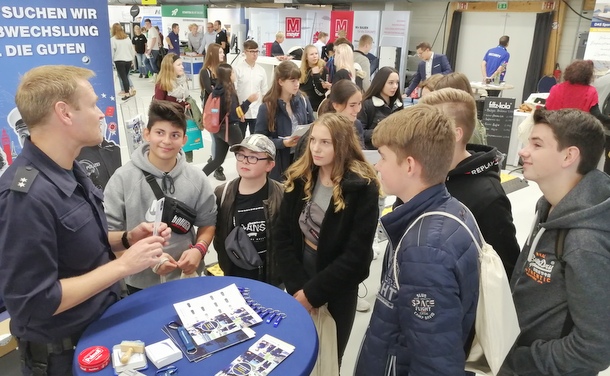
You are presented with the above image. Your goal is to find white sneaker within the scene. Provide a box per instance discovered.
[356,298,370,312]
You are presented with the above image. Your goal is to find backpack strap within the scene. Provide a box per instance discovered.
[142,171,165,200]
[392,208,483,289]
[555,228,573,337]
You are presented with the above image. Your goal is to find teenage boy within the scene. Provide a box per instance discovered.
[420,88,520,278]
[314,31,328,59]
[500,109,610,375]
[213,134,283,285]
[234,40,268,137]
[104,100,217,293]
[355,104,480,375]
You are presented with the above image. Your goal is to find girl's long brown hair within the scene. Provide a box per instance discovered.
[284,113,379,212]
[215,63,236,115]
[262,61,301,132]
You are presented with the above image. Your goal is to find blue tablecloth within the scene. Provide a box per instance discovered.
[73,276,318,375]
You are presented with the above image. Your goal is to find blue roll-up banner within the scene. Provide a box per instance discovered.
[0,1,121,188]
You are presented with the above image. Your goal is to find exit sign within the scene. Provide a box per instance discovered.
[457,2,468,10]
[542,1,556,10]
[497,2,508,10]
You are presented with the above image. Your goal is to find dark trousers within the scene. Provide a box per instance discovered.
[19,339,75,376]
[239,118,257,138]
[114,60,132,93]
[327,289,358,366]
[203,123,244,175]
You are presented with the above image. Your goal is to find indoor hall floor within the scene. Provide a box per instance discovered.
[1,71,609,375]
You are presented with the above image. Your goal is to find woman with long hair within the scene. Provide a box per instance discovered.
[275,113,380,367]
[255,61,315,181]
[333,44,364,89]
[154,53,197,162]
[300,44,331,112]
[111,23,136,99]
[199,43,226,179]
[358,66,403,149]
[202,63,258,176]
[318,80,364,145]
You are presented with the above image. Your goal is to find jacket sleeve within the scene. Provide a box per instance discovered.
[304,96,315,123]
[478,196,520,279]
[502,247,610,375]
[399,245,466,375]
[200,70,213,96]
[359,101,375,147]
[303,183,378,307]
[405,69,422,96]
[154,84,167,100]
[440,54,453,75]
[255,104,285,151]
[274,189,310,295]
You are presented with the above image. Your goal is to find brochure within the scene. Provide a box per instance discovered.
[163,324,256,363]
[215,334,295,376]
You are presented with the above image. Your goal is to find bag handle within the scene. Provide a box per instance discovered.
[142,171,165,200]
[392,209,484,289]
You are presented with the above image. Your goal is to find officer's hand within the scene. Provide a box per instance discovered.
[153,253,179,276]
[129,222,172,246]
[177,248,202,275]
[119,236,165,274]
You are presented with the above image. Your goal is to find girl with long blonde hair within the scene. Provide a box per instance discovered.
[275,112,379,368]
[299,45,331,112]
[333,44,363,89]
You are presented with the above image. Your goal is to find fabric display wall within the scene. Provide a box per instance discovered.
[446,11,462,73]
[522,12,554,103]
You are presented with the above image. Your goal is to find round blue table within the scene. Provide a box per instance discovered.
[73,276,318,375]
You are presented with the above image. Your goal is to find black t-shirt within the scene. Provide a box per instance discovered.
[231,182,269,280]
[132,34,147,54]
[216,29,229,54]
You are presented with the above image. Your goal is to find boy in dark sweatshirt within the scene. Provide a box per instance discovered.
[500,109,610,375]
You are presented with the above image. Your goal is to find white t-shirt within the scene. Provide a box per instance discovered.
[234,59,268,119]
[314,40,326,58]
[147,27,159,51]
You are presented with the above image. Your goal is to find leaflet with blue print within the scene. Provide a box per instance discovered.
[215,334,295,376]
[173,284,262,346]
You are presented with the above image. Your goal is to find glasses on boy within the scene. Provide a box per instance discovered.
[236,153,271,164]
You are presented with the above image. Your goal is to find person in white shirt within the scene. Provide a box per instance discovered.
[144,19,160,75]
[313,31,328,59]
[203,22,217,54]
[234,40,269,137]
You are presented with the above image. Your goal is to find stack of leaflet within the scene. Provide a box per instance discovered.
[215,335,295,376]
[163,284,262,362]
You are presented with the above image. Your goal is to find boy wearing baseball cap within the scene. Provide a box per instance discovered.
[213,135,284,285]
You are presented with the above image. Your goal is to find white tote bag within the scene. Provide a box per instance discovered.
[309,305,339,376]
[392,209,520,376]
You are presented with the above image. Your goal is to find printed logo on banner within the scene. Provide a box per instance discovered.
[335,19,348,35]
[285,17,301,39]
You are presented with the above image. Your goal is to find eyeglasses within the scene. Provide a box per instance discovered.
[246,50,260,54]
[236,153,270,164]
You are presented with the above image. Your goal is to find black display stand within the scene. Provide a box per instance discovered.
[482,97,516,169]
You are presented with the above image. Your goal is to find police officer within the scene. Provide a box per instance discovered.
[0,65,170,376]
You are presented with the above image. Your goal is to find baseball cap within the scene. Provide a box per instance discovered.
[230,134,276,160]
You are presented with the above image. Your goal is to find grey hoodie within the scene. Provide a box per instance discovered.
[502,169,610,375]
[104,144,217,289]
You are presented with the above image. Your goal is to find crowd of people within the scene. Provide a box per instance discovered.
[1,26,610,376]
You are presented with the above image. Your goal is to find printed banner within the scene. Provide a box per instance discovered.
[330,11,354,42]
[353,11,381,51]
[379,11,411,87]
[0,1,119,178]
[584,1,610,73]
[160,4,207,47]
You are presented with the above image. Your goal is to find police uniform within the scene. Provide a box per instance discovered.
[0,138,119,375]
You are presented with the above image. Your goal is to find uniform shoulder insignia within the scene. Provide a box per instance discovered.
[10,166,39,193]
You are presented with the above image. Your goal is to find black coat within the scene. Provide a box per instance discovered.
[274,170,379,307]
[299,67,328,111]
[446,144,520,278]
[358,96,403,149]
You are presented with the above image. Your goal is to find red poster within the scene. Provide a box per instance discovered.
[330,11,354,42]
[285,17,301,39]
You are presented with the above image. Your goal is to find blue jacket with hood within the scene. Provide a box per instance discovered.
[355,184,479,376]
